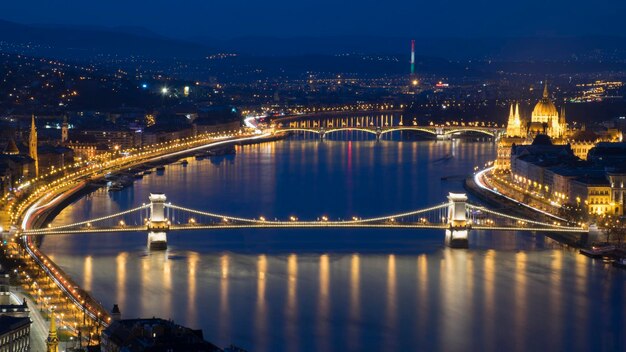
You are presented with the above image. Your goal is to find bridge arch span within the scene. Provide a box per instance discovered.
[443,128,495,137]
[378,127,437,136]
[279,128,322,134]
[324,128,378,136]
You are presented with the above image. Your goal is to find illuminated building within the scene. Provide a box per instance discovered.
[0,316,31,352]
[29,115,38,177]
[528,82,567,139]
[61,116,68,144]
[570,176,612,215]
[495,103,526,171]
[506,103,524,137]
[508,137,626,216]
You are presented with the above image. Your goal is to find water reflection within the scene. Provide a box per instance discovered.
[255,255,268,350]
[219,254,230,342]
[348,254,360,351]
[40,139,626,351]
[318,254,330,351]
[84,256,92,292]
[116,252,127,309]
[483,250,495,351]
[385,254,397,350]
[187,252,199,327]
[514,251,527,352]
[286,254,298,351]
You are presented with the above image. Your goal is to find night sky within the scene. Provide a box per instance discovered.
[1,0,625,39]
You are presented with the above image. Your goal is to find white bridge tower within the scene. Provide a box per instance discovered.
[147,193,169,249]
[445,192,470,248]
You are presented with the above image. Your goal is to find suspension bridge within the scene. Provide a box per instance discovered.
[21,193,586,249]
[273,116,505,140]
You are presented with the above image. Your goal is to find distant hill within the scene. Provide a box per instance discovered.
[0,19,213,59]
[1,17,626,66]
[196,35,626,62]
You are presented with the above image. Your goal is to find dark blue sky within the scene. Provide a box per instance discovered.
[1,0,625,39]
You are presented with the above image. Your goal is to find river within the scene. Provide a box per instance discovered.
[42,136,626,351]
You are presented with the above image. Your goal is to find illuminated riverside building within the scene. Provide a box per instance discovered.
[528,83,567,139]
[493,82,626,216]
[509,136,626,216]
[496,82,621,171]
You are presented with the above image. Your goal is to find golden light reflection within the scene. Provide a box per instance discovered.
[187,252,199,326]
[219,254,230,342]
[549,250,563,344]
[515,251,527,352]
[162,254,173,319]
[116,252,127,308]
[386,254,397,348]
[318,254,330,351]
[347,254,361,352]
[574,252,588,347]
[254,254,268,350]
[350,254,360,321]
[484,250,495,351]
[416,254,428,340]
[84,256,92,292]
[286,254,298,351]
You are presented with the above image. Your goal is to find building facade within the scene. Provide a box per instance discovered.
[0,316,30,352]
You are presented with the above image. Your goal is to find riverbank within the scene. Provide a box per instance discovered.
[4,131,288,346]
[465,173,588,247]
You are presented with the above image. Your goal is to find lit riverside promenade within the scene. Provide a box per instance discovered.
[1,129,268,346]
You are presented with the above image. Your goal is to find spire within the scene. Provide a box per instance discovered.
[46,310,59,352]
[543,80,549,99]
[515,103,520,121]
[29,114,39,177]
[61,115,69,144]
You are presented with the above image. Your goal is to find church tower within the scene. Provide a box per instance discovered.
[46,310,59,352]
[506,102,523,137]
[61,115,69,144]
[559,106,567,138]
[29,114,39,177]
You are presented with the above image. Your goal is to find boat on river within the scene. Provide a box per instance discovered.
[580,245,616,259]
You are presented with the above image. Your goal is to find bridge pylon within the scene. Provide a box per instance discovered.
[319,127,326,140]
[445,192,470,248]
[147,193,169,250]
[375,126,382,140]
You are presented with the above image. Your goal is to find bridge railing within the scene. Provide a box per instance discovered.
[23,204,150,234]
[21,198,587,235]
[164,202,450,227]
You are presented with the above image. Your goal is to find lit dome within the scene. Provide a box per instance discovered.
[532,84,558,117]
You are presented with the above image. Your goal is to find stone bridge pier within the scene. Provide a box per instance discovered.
[147,193,169,250]
[445,193,470,248]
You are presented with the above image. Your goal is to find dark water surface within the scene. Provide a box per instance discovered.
[43,138,626,351]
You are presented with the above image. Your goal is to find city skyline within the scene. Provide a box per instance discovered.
[0,2,625,351]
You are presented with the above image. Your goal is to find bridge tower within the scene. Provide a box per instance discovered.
[147,193,169,250]
[375,126,382,140]
[435,127,450,140]
[445,192,470,248]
